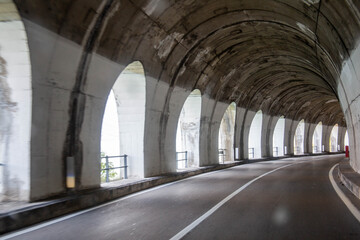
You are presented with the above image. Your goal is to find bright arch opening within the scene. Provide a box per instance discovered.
[176,89,201,169]
[218,102,236,163]
[294,120,305,155]
[248,110,262,159]
[330,124,339,152]
[312,122,322,153]
[344,130,349,149]
[273,116,285,157]
[100,61,145,183]
[0,1,32,201]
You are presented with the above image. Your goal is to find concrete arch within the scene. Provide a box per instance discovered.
[330,124,339,152]
[218,102,236,163]
[176,89,201,168]
[272,116,285,157]
[7,0,360,203]
[111,61,146,178]
[248,110,263,159]
[312,122,323,153]
[294,120,305,155]
[0,1,32,201]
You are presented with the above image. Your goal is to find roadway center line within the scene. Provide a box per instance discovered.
[329,164,360,223]
[170,161,304,240]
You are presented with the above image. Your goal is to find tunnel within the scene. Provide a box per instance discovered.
[1,0,360,238]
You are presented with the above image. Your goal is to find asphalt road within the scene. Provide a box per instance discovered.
[3,155,360,240]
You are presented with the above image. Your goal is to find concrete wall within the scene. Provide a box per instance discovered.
[312,123,322,153]
[113,62,146,178]
[294,120,305,155]
[330,125,339,152]
[338,42,360,172]
[5,0,360,203]
[248,111,262,159]
[0,1,31,201]
[218,102,236,163]
[272,117,285,157]
[176,89,201,168]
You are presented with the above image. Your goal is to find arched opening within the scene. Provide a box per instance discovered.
[176,89,201,169]
[344,130,349,149]
[294,120,305,155]
[100,91,120,182]
[100,61,145,183]
[273,116,285,157]
[248,110,262,159]
[0,1,32,201]
[312,122,322,153]
[330,124,339,152]
[218,102,236,163]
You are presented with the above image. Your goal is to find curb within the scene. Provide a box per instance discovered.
[0,161,242,235]
[338,159,360,199]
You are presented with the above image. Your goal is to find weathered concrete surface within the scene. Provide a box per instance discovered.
[1,0,360,202]
[0,1,31,201]
[339,159,360,200]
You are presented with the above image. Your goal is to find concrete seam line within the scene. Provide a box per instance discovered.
[329,164,360,223]
[169,161,304,240]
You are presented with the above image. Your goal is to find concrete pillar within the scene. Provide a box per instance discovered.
[143,78,170,176]
[234,107,246,160]
[199,96,228,166]
[322,125,332,152]
[24,19,85,200]
[160,87,190,173]
[262,115,279,158]
[239,110,256,160]
[284,118,299,155]
[306,123,317,154]
[303,121,311,154]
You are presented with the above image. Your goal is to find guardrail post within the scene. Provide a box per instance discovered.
[124,154,128,179]
[105,155,109,182]
[185,151,188,168]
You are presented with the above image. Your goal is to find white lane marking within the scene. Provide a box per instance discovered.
[170,161,303,240]
[0,161,274,239]
[0,177,201,240]
[1,156,331,239]
[329,164,360,223]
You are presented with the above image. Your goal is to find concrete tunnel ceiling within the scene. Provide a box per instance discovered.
[14,0,360,127]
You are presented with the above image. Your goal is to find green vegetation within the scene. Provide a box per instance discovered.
[101,152,118,182]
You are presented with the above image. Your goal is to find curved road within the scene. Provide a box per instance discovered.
[2,155,360,239]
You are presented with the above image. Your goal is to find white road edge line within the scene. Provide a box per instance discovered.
[0,157,328,239]
[0,161,262,239]
[170,161,303,240]
[329,164,360,223]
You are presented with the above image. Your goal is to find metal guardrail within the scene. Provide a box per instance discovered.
[313,146,318,153]
[101,155,128,182]
[273,147,278,157]
[249,148,254,159]
[219,148,226,163]
[295,146,301,154]
[176,151,188,168]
